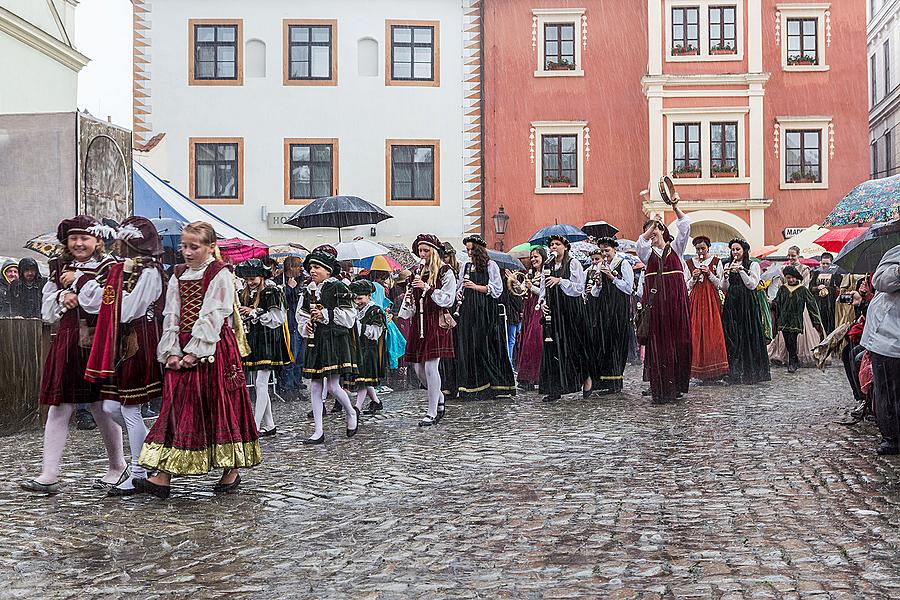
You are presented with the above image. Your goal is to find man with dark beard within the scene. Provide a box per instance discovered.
[9,258,46,318]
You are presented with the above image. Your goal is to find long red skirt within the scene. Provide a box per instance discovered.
[101,319,164,406]
[643,251,692,401]
[688,280,730,380]
[404,307,454,363]
[516,292,543,384]
[139,327,261,476]
[40,309,100,406]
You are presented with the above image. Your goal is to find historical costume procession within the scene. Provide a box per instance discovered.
[297,245,360,444]
[539,234,590,402]
[349,278,388,414]
[721,239,772,385]
[587,238,633,394]
[135,221,261,498]
[398,234,457,426]
[685,236,730,383]
[236,258,291,437]
[453,234,516,399]
[84,216,165,496]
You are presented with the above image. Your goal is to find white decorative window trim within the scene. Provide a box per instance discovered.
[664,0,745,63]
[777,3,831,72]
[532,8,586,77]
[777,115,832,190]
[663,108,749,185]
[531,121,587,195]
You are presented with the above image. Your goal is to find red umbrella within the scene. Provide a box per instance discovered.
[814,227,868,253]
[218,238,268,263]
[798,257,820,267]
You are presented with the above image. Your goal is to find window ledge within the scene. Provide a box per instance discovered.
[784,64,830,72]
[535,186,584,195]
[666,53,743,63]
[780,182,828,190]
[668,177,751,186]
[534,69,585,77]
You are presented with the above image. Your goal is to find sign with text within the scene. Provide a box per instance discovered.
[782,227,805,239]
[267,212,296,229]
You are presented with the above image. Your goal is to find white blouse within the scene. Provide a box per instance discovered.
[41,258,110,324]
[721,261,762,292]
[457,260,503,299]
[398,268,457,318]
[297,278,358,338]
[243,281,287,330]
[539,257,586,300]
[588,255,635,297]
[685,256,725,292]
[158,258,235,362]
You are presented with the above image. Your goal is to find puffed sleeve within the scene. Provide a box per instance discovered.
[709,260,725,290]
[120,268,163,323]
[429,269,457,308]
[615,261,634,295]
[331,305,357,329]
[487,261,503,299]
[254,287,286,329]
[739,262,761,290]
[77,279,104,315]
[182,268,234,358]
[671,214,692,257]
[157,274,182,362]
[41,279,62,324]
[636,236,652,264]
[559,258,586,297]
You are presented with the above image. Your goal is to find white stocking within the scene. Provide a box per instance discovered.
[253,370,275,431]
[414,360,443,419]
[35,403,75,484]
[355,388,367,410]
[103,400,149,487]
[89,402,127,483]
[310,379,325,438]
[328,375,357,430]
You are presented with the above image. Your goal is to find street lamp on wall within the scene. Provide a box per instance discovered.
[492,205,510,251]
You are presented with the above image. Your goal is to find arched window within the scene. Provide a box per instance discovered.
[246,39,266,78]
[357,37,378,77]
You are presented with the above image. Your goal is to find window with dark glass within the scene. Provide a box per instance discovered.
[872,140,879,179]
[544,23,576,70]
[391,145,435,200]
[786,18,818,65]
[872,54,879,107]
[288,25,333,80]
[390,25,434,81]
[885,40,892,93]
[886,130,893,177]
[673,123,701,174]
[785,130,821,183]
[290,144,333,199]
[541,135,578,187]
[709,6,736,52]
[194,25,238,80]
[672,7,700,53]
[195,143,239,198]
[710,122,738,174]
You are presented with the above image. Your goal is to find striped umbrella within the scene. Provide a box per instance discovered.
[355,254,403,272]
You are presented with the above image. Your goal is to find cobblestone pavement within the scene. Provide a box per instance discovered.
[2,366,900,599]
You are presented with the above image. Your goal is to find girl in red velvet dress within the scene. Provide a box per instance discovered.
[686,236,730,382]
[134,221,261,498]
[516,248,547,390]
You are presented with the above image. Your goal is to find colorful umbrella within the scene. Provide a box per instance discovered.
[823,175,900,227]
[268,243,307,260]
[355,255,402,272]
[813,227,868,253]
[24,232,63,258]
[218,238,268,263]
[571,240,599,254]
[528,224,587,246]
[381,243,419,269]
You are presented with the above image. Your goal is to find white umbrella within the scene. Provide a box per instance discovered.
[769,224,830,258]
[335,239,389,261]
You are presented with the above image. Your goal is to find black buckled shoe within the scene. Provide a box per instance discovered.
[107,485,139,497]
[366,401,384,415]
[132,477,171,499]
[259,427,277,438]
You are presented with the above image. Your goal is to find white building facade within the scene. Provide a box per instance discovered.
[0,0,88,113]
[869,0,900,179]
[134,0,484,247]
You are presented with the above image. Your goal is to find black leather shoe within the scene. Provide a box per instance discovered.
[259,427,277,438]
[641,389,651,397]
[435,404,446,423]
[541,394,561,403]
[366,401,384,415]
[213,472,241,495]
[132,477,170,499]
[302,433,325,445]
[20,480,61,494]
[347,407,361,438]
[76,411,96,431]
[107,485,139,497]
[582,389,593,399]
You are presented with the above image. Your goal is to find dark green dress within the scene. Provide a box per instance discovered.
[722,263,771,384]
[353,303,387,386]
[241,284,292,370]
[772,284,823,334]
[302,278,358,379]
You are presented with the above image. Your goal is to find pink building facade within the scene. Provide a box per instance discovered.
[484,1,869,248]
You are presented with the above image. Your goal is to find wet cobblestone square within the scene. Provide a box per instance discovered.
[2,366,900,599]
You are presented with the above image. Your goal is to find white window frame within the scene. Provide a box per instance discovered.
[532,121,586,195]
[777,116,831,190]
[663,108,749,185]
[665,0,744,63]
[778,3,830,72]
[533,9,585,77]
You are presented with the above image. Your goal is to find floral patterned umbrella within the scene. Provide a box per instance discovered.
[823,175,900,227]
[24,232,63,258]
[381,243,419,269]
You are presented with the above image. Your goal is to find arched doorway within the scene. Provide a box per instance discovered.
[690,220,743,243]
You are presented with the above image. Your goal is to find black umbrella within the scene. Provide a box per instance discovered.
[582,221,619,239]
[285,195,392,242]
[488,250,523,271]
[835,220,900,273]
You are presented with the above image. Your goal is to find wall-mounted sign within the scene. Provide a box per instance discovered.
[267,212,296,229]
[782,227,805,239]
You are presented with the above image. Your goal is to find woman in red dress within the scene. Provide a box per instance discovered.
[516,248,547,390]
[686,236,729,382]
[134,221,261,498]
[398,234,458,426]
[636,198,692,402]
[21,216,126,494]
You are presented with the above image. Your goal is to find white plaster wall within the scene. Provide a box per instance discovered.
[147,0,466,248]
[0,33,78,113]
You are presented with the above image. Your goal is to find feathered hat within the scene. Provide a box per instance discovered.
[56,215,115,244]
[116,216,163,257]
